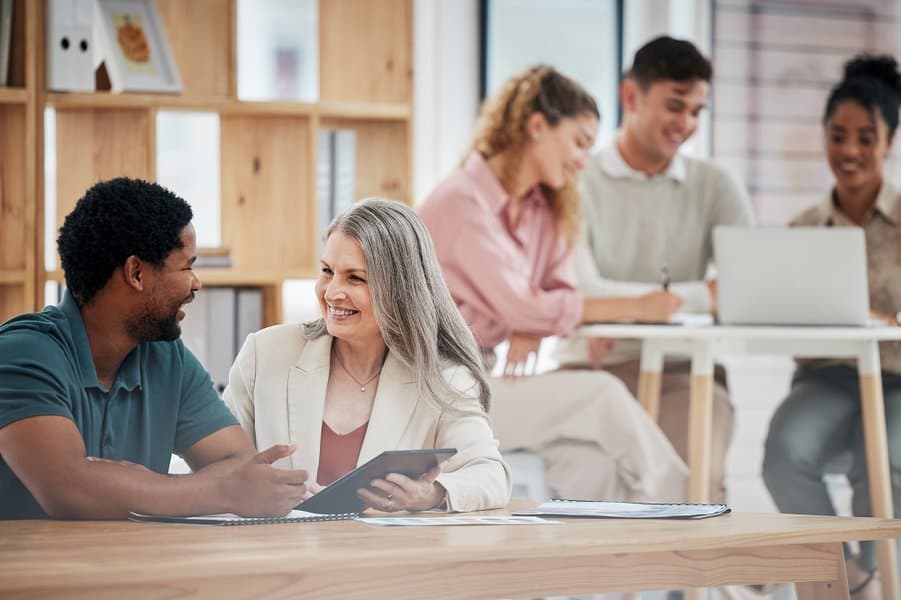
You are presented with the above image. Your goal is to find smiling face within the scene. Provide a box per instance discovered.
[825,100,893,196]
[315,231,382,347]
[622,78,709,168]
[524,111,599,190]
[129,223,200,342]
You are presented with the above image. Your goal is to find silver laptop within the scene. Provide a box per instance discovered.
[714,227,869,326]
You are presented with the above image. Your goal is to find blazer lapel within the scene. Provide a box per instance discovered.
[288,335,332,474]
[357,351,419,464]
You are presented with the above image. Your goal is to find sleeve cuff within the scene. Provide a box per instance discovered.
[552,291,584,337]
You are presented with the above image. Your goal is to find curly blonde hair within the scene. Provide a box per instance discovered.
[470,65,599,243]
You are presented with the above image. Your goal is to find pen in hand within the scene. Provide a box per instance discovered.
[660,265,670,291]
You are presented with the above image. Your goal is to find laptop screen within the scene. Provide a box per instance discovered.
[714,227,869,326]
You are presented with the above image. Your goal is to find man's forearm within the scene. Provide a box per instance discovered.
[45,458,232,519]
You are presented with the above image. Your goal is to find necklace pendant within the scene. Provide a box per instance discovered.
[360,386,366,392]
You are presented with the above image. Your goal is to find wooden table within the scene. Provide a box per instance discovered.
[2,508,901,599]
[579,323,901,599]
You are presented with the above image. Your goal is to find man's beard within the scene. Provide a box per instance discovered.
[127,296,190,342]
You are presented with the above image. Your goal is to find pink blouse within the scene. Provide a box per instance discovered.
[419,152,583,349]
[317,421,368,486]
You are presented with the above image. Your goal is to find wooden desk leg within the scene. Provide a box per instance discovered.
[683,588,704,600]
[638,345,664,422]
[795,542,850,600]
[858,341,900,600]
[688,343,714,504]
[637,370,662,422]
[681,345,715,600]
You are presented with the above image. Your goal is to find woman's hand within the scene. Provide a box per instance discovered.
[357,466,446,512]
[300,481,324,501]
[870,310,899,326]
[587,337,616,368]
[706,279,718,315]
[503,332,543,378]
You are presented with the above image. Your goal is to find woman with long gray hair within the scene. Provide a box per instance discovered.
[224,199,511,512]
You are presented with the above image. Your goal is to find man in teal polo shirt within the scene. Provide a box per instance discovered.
[0,178,308,520]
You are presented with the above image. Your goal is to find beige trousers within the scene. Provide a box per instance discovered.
[603,360,734,504]
[488,370,688,502]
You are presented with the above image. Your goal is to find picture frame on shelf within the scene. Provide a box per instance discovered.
[93,0,181,93]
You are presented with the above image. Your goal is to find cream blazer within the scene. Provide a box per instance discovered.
[223,324,511,512]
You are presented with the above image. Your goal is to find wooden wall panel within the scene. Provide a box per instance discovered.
[6,0,26,87]
[321,118,410,204]
[54,109,153,232]
[0,105,26,270]
[753,193,823,225]
[220,115,314,271]
[714,120,823,155]
[718,156,831,193]
[0,286,25,321]
[716,7,885,48]
[319,0,412,103]
[713,82,826,120]
[157,0,232,98]
[716,46,849,86]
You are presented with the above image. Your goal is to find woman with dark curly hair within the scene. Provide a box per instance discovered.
[763,54,901,599]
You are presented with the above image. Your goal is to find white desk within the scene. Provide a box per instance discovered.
[579,323,901,600]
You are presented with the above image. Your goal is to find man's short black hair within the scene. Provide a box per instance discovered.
[58,177,193,305]
[625,35,713,88]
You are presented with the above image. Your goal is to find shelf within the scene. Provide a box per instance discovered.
[194,268,318,286]
[0,269,26,284]
[43,269,318,287]
[46,92,411,120]
[0,88,27,104]
[20,0,414,328]
[46,92,235,112]
[318,100,411,121]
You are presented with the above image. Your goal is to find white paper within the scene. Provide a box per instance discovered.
[358,515,560,527]
[515,500,730,520]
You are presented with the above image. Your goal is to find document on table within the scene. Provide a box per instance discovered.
[514,500,731,520]
[358,515,560,527]
[584,312,714,327]
[129,509,358,526]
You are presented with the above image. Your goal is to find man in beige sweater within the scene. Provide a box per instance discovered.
[555,36,754,503]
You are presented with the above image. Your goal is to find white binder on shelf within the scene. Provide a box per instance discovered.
[235,288,263,353]
[46,0,95,91]
[316,130,334,250]
[206,288,236,393]
[179,291,210,372]
[333,129,356,217]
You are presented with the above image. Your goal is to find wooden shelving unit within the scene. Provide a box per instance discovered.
[0,0,37,323]
[0,87,27,103]
[0,0,413,326]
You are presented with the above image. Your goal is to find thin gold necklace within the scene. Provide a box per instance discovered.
[333,349,383,392]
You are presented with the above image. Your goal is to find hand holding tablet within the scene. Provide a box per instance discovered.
[298,448,457,514]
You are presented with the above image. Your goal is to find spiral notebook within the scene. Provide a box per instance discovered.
[128,509,358,526]
[514,499,731,520]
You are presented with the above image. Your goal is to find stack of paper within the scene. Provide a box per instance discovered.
[514,499,731,520]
